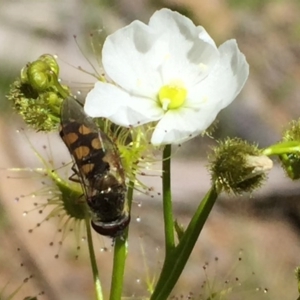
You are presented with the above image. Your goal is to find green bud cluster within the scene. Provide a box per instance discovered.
[209,138,272,195]
[6,54,70,132]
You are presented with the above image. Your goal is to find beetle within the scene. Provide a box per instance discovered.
[59,96,130,237]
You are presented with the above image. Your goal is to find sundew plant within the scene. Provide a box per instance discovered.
[5,7,300,300]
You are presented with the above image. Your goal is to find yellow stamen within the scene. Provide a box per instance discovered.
[158,85,187,111]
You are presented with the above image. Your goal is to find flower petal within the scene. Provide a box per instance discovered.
[151,107,203,145]
[148,9,220,87]
[84,82,163,127]
[188,39,249,110]
[102,20,165,98]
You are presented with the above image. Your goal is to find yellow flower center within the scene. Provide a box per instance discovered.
[158,85,187,111]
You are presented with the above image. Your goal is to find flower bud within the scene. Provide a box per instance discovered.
[209,138,273,194]
[27,60,54,92]
[39,54,59,75]
[7,54,70,131]
[20,54,59,90]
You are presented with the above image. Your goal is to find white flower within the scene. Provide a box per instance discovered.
[84,8,249,145]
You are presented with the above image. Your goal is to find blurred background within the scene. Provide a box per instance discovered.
[1,0,300,299]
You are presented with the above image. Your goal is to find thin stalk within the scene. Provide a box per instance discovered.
[109,181,135,300]
[162,144,175,254]
[85,218,103,300]
[151,185,219,300]
[53,74,70,99]
[263,141,300,156]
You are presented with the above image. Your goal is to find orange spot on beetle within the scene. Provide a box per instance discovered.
[79,124,91,135]
[91,138,102,149]
[74,146,90,159]
[81,163,95,175]
[64,132,79,146]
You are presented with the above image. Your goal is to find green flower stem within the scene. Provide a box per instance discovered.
[109,181,135,300]
[263,141,300,156]
[162,144,175,254]
[151,185,219,300]
[85,217,103,300]
[52,74,70,99]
